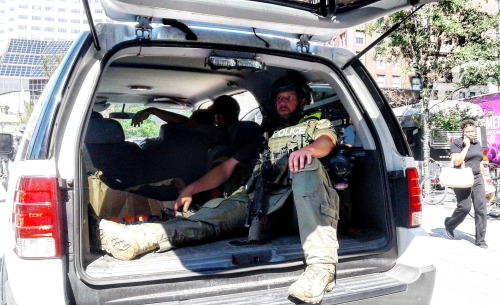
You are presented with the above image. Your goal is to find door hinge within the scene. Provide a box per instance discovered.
[296,34,311,53]
[135,16,153,40]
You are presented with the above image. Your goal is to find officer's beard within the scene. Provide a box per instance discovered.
[278,108,303,126]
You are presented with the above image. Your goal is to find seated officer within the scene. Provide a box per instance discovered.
[98,76,339,304]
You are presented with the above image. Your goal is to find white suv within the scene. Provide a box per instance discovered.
[1,0,435,304]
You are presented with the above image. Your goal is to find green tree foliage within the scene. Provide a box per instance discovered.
[366,0,500,92]
[429,104,482,131]
[113,106,161,139]
[119,117,159,139]
[19,101,33,125]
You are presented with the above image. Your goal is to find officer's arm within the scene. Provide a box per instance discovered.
[132,107,201,128]
[289,135,335,172]
[174,158,239,213]
[308,135,336,158]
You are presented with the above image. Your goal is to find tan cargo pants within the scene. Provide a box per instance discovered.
[147,158,339,265]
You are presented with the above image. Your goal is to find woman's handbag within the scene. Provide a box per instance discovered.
[439,163,474,188]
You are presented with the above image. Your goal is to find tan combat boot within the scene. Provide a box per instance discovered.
[288,264,336,304]
[99,219,159,260]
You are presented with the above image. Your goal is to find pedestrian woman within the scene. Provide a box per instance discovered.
[444,119,488,248]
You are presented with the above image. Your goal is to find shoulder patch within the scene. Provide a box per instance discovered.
[315,119,332,130]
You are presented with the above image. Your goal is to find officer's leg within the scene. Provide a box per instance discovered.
[292,158,339,265]
[154,192,249,250]
[288,158,339,303]
[100,192,249,260]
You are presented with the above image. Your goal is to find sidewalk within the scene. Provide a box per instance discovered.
[422,203,500,305]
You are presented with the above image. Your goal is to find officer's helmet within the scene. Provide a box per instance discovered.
[271,76,312,105]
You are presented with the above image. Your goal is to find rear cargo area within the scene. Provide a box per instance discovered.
[81,149,394,280]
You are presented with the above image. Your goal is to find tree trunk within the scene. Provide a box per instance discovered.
[422,97,432,200]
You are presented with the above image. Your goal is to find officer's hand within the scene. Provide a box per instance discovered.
[289,147,313,173]
[131,109,151,127]
[174,188,193,215]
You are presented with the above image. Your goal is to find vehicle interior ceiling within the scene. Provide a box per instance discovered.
[82,46,392,273]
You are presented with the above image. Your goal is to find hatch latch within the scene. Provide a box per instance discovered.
[297,35,311,53]
[135,16,152,40]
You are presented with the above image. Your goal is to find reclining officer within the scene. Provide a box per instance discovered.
[132,95,240,129]
[132,95,240,146]
[98,76,339,304]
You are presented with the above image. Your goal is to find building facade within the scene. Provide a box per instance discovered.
[0,0,106,131]
[0,0,106,51]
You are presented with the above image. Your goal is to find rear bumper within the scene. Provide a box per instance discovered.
[138,262,434,305]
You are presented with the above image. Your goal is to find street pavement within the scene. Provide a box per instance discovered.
[1,180,500,304]
[421,198,500,305]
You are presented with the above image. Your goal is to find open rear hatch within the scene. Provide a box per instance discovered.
[98,0,435,40]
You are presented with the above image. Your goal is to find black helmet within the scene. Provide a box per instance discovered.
[211,95,240,124]
[271,75,312,104]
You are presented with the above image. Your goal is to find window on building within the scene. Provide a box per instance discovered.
[392,76,401,89]
[95,9,103,13]
[19,15,28,19]
[58,18,67,23]
[45,17,54,21]
[32,5,41,10]
[71,29,80,34]
[339,33,347,48]
[459,92,466,99]
[18,25,27,30]
[58,8,66,13]
[376,75,385,88]
[445,91,453,100]
[355,31,365,44]
[45,7,54,11]
[376,55,385,69]
[45,27,54,32]
[31,26,41,31]
[71,19,80,24]
[19,4,28,9]
[58,28,67,33]
[391,56,401,69]
[411,77,421,91]
[32,16,41,20]
[469,92,476,97]
[71,9,81,14]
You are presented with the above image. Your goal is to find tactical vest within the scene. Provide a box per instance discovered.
[268,117,336,161]
[265,116,336,185]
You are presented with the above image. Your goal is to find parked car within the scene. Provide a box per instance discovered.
[1,0,436,304]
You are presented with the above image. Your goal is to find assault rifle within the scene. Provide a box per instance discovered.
[244,132,273,243]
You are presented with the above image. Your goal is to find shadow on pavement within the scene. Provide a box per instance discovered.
[429,228,476,245]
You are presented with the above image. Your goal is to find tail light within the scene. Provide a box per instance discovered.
[13,176,62,258]
[406,168,422,227]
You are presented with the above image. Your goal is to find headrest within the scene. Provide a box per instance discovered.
[90,111,103,119]
[228,121,262,147]
[85,118,125,144]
